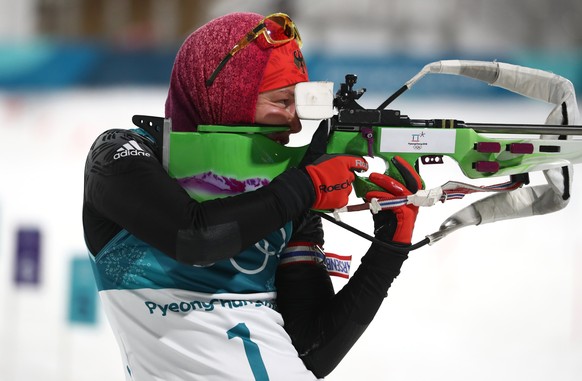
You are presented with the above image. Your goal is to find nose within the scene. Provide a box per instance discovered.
[288,104,302,134]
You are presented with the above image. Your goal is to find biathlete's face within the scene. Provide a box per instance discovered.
[255,84,302,145]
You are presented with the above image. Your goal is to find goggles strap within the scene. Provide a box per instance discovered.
[205,13,300,87]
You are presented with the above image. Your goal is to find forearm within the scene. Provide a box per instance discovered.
[84,129,315,264]
[176,169,315,264]
[277,244,407,378]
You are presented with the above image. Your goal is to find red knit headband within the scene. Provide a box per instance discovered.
[258,39,309,93]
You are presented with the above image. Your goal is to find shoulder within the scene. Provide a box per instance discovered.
[85,128,159,174]
[88,128,157,159]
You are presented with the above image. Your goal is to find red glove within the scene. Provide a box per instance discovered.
[365,156,423,244]
[305,154,368,210]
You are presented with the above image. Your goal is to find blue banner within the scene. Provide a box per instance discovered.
[0,42,580,97]
[14,228,41,286]
[68,256,99,325]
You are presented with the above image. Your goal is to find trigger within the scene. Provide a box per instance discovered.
[361,127,374,158]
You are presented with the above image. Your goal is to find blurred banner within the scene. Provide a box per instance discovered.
[13,227,42,286]
[0,42,177,89]
[1,42,580,98]
[68,256,99,325]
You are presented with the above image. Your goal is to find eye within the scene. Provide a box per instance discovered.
[275,98,290,108]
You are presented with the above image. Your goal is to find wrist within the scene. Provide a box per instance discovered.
[270,168,316,215]
[362,242,409,276]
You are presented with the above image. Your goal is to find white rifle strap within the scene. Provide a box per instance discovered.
[425,60,579,244]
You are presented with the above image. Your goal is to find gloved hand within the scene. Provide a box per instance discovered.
[365,156,423,244]
[300,120,368,210]
[304,154,368,210]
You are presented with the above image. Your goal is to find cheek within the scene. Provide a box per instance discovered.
[255,105,292,125]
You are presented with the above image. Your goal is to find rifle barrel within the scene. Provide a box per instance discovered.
[465,123,582,135]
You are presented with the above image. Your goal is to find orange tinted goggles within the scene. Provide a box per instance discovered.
[205,13,302,87]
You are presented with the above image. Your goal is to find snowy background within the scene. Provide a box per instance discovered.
[1,1,581,380]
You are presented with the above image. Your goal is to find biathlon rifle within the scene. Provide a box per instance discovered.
[135,60,582,250]
[293,60,582,247]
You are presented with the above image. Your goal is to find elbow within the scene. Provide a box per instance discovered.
[175,222,242,265]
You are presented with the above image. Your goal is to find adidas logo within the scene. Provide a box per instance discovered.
[113,140,151,160]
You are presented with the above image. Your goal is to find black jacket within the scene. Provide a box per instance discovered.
[83,127,407,378]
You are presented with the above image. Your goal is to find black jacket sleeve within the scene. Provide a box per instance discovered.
[276,213,407,378]
[83,129,315,264]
